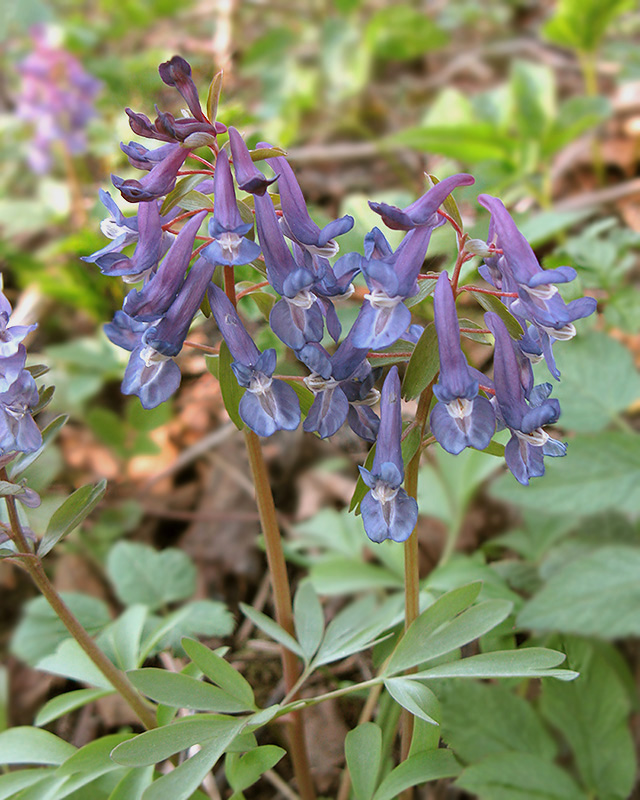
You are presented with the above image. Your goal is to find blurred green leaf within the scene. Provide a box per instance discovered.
[543,0,635,53]
[0,727,76,766]
[366,6,448,61]
[510,60,556,140]
[391,124,515,164]
[35,689,113,728]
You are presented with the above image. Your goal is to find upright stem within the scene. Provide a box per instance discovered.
[400,384,434,785]
[1,473,157,730]
[243,431,316,800]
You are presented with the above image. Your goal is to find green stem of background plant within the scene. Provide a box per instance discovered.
[1,471,157,731]
[400,383,434,781]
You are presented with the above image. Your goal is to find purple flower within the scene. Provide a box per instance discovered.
[123,210,208,320]
[350,226,435,350]
[369,174,475,231]
[253,192,324,350]
[359,367,418,543]
[16,30,101,174]
[0,371,42,455]
[486,312,566,485]
[263,147,354,256]
[478,195,597,379]
[429,273,495,455]
[200,150,262,267]
[298,328,379,441]
[83,200,165,280]
[208,284,300,436]
[228,128,276,196]
[112,143,189,204]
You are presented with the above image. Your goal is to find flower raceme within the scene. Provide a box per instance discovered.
[86,55,598,544]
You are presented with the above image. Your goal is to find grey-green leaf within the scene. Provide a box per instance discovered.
[384,678,440,726]
[409,647,576,681]
[38,480,107,557]
[345,723,382,800]
[293,581,324,662]
[128,668,254,713]
[0,727,76,766]
[373,750,461,800]
[182,638,256,709]
[402,323,439,400]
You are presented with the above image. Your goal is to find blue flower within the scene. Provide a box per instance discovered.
[123,210,207,320]
[208,284,300,436]
[200,149,262,267]
[478,195,597,379]
[263,147,354,256]
[369,173,475,231]
[112,143,189,204]
[358,366,417,543]
[0,370,42,455]
[429,273,495,455]
[486,312,566,485]
[227,127,276,196]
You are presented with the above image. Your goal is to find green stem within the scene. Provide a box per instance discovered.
[2,472,157,730]
[578,50,605,187]
[400,384,433,779]
[243,431,316,800]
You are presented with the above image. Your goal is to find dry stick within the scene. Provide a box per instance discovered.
[244,430,316,800]
[1,470,157,730]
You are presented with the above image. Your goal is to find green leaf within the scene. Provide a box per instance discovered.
[384,678,440,725]
[161,175,207,215]
[106,541,196,611]
[410,647,576,681]
[128,668,254,713]
[386,583,482,674]
[438,680,557,764]
[11,593,111,666]
[206,70,224,122]
[350,443,376,514]
[182,639,257,710]
[0,727,76,766]
[35,689,113,727]
[140,726,243,800]
[345,723,382,800]
[542,0,635,53]
[111,715,242,767]
[226,745,285,793]
[239,604,303,657]
[38,480,107,557]
[518,545,640,638]
[405,278,437,309]
[218,341,245,430]
[365,6,448,61]
[37,639,114,690]
[107,765,154,800]
[373,750,461,800]
[293,581,324,662]
[402,323,439,400]
[458,318,492,345]
[456,752,586,800]
[150,599,234,655]
[0,770,54,800]
[491,432,640,516]
[310,557,403,595]
[388,599,512,674]
[539,637,635,799]
[469,291,523,338]
[391,124,515,164]
[9,414,67,480]
[281,378,314,417]
[541,332,640,432]
[510,60,555,140]
[57,733,132,777]
[99,605,148,671]
[177,190,213,212]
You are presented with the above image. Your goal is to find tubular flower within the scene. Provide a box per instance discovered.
[112,143,189,204]
[200,149,262,267]
[208,284,300,437]
[429,272,495,454]
[227,127,276,196]
[478,195,597,379]
[359,367,417,543]
[486,312,566,485]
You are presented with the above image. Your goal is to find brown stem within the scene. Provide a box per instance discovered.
[1,471,156,730]
[243,431,316,800]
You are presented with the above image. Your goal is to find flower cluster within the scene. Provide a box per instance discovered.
[87,57,597,543]
[16,29,101,174]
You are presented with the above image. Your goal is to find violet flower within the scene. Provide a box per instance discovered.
[228,127,276,196]
[369,173,475,231]
[486,312,566,485]
[123,210,207,320]
[263,147,354,257]
[208,284,300,436]
[0,371,42,455]
[200,150,262,267]
[359,367,417,543]
[430,273,495,454]
[478,195,597,378]
[112,143,189,204]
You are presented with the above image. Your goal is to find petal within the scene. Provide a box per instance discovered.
[350,301,411,350]
[347,404,380,442]
[303,386,349,438]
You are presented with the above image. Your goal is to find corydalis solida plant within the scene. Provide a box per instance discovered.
[77,55,592,798]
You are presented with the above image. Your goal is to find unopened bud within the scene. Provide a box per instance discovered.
[465,238,493,258]
[182,132,218,148]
